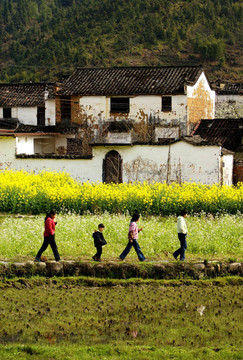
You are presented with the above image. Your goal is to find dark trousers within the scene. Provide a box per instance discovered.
[36,235,60,261]
[119,239,146,262]
[94,245,102,260]
[173,233,187,261]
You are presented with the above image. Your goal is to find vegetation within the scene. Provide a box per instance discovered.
[0,0,242,83]
[0,280,242,359]
[0,213,242,261]
[0,170,243,216]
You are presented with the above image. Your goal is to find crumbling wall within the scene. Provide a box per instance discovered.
[215,94,243,118]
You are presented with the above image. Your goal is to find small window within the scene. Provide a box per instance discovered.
[37,107,45,126]
[3,108,12,118]
[162,96,172,112]
[67,138,83,155]
[61,96,71,124]
[110,98,129,113]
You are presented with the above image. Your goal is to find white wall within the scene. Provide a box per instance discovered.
[79,94,187,125]
[1,137,232,185]
[16,136,34,155]
[45,99,56,125]
[93,142,222,184]
[215,94,243,119]
[221,154,234,186]
[16,107,38,125]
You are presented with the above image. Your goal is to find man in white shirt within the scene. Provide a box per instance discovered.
[173,209,188,261]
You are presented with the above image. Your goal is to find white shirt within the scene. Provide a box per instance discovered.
[177,216,188,234]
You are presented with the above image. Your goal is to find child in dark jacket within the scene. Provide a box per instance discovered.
[92,223,107,262]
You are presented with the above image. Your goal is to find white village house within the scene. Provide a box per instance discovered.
[0,66,234,185]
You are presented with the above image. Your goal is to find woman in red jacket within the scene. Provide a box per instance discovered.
[35,210,61,262]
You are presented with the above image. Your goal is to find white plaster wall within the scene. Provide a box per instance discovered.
[221,154,234,186]
[215,94,243,118]
[1,137,227,185]
[16,136,34,155]
[16,107,38,125]
[45,99,56,125]
[91,142,221,184]
[0,136,16,169]
[129,95,187,123]
[78,95,187,125]
[155,127,180,140]
[107,132,132,143]
[79,96,107,123]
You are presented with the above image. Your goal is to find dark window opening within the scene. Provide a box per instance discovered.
[37,107,45,126]
[3,108,12,118]
[162,96,172,112]
[110,98,129,113]
[61,96,71,124]
[103,150,122,183]
[67,138,83,155]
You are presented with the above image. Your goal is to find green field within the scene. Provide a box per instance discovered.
[0,278,242,360]
[0,213,242,262]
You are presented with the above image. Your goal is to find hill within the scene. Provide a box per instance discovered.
[0,0,242,83]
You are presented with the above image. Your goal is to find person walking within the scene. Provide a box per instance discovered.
[92,223,107,262]
[35,210,61,262]
[173,209,188,261]
[119,213,146,262]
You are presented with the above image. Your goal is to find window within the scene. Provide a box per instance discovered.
[37,107,45,126]
[67,138,83,155]
[3,108,12,118]
[61,96,71,124]
[110,98,129,113]
[162,96,172,112]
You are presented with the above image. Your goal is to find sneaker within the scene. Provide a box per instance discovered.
[35,257,41,262]
[92,256,96,261]
[56,259,63,262]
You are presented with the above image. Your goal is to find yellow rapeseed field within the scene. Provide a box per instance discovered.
[0,170,242,215]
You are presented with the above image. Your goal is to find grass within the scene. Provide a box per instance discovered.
[0,213,242,262]
[0,279,242,359]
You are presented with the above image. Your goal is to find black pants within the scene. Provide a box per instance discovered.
[94,245,102,260]
[36,235,60,261]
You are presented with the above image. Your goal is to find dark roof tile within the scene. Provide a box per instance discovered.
[59,66,205,96]
[192,118,243,151]
[0,83,56,107]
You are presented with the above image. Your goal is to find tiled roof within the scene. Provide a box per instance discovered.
[59,66,205,96]
[192,118,243,151]
[0,83,56,107]
[14,124,78,134]
[215,82,243,95]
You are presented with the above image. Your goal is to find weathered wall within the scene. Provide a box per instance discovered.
[221,154,234,185]
[1,137,230,185]
[0,136,16,169]
[187,73,215,133]
[45,99,56,126]
[215,94,243,118]
[77,95,188,135]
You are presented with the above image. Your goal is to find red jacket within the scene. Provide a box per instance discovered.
[44,217,55,237]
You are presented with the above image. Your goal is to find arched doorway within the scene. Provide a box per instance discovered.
[103,150,123,183]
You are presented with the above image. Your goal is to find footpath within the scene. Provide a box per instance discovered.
[0,260,242,280]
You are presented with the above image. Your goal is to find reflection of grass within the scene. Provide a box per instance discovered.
[0,280,242,359]
[0,213,242,261]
